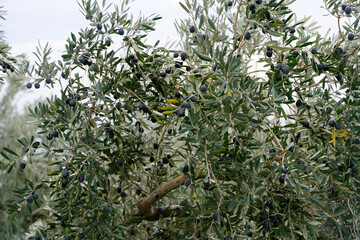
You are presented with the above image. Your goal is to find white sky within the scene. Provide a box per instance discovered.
[0,0,338,108]
[1,0,338,58]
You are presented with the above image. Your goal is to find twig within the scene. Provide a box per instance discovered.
[233,2,244,40]
[262,123,284,151]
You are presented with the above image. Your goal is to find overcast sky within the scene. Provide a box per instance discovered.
[0,0,337,108]
[1,0,337,58]
[1,0,190,59]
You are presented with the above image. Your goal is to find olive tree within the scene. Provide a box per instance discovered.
[0,6,42,238]
[0,6,17,82]
[0,72,41,239]
[2,0,360,239]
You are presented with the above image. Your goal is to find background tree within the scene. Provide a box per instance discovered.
[0,6,17,82]
[2,0,360,239]
[0,71,41,239]
[0,7,43,239]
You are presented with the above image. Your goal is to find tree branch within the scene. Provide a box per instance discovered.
[137,167,231,221]
[138,174,188,217]
[142,205,184,221]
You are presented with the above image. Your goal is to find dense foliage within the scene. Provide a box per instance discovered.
[1,0,360,239]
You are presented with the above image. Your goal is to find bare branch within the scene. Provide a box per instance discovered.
[142,205,184,221]
[137,174,188,217]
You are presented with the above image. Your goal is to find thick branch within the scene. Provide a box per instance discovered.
[143,205,184,221]
[138,174,188,217]
[137,168,232,221]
